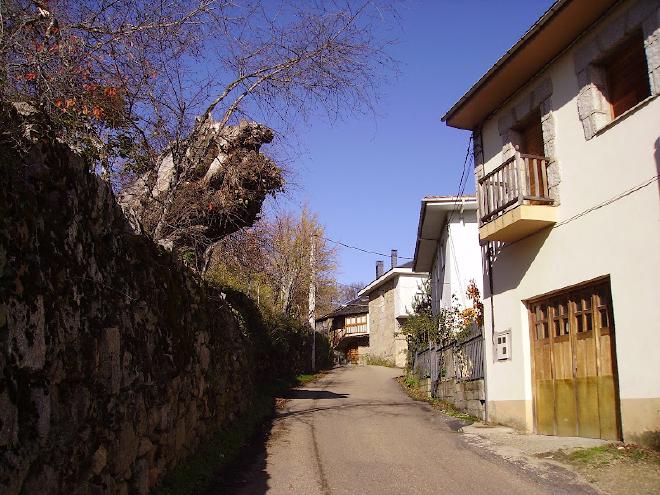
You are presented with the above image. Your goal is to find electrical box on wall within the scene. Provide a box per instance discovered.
[495,330,511,361]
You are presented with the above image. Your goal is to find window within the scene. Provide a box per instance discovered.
[551,300,570,337]
[529,279,613,343]
[601,31,651,118]
[575,11,659,140]
[533,304,550,340]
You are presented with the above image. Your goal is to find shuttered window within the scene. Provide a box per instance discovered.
[602,31,651,118]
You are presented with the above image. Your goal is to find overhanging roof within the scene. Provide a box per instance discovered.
[413,196,477,272]
[358,265,427,297]
[442,0,620,130]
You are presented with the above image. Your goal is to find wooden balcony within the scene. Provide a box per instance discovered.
[332,324,369,348]
[478,152,557,243]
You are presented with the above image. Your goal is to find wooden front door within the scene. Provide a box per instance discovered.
[517,108,546,198]
[346,345,359,364]
[529,280,620,440]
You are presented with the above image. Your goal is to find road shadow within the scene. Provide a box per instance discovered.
[201,405,273,495]
[282,389,349,400]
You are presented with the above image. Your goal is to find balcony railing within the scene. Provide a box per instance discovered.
[332,324,369,347]
[478,152,553,225]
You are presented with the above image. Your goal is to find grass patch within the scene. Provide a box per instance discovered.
[544,444,660,467]
[363,355,397,368]
[396,375,479,423]
[295,372,323,385]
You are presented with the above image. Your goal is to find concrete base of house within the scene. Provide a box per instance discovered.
[620,397,660,450]
[486,400,533,433]
[484,397,660,449]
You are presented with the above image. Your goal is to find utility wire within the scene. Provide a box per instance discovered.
[445,136,474,227]
[315,234,413,260]
[315,138,475,264]
[496,173,659,252]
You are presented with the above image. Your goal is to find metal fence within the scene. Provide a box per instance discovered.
[413,324,484,392]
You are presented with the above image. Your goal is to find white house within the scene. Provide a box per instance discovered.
[413,196,483,313]
[358,252,427,368]
[443,0,660,447]
[412,196,486,418]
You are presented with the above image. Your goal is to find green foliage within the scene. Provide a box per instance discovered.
[363,355,397,368]
[403,374,419,389]
[400,279,485,356]
[181,250,196,265]
[564,444,659,465]
[295,373,322,385]
[397,375,479,423]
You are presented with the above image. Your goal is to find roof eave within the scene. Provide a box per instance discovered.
[442,0,620,130]
[413,197,478,272]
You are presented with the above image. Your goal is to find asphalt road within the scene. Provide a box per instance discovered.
[220,365,594,495]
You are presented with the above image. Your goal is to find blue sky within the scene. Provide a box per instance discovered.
[269,1,554,286]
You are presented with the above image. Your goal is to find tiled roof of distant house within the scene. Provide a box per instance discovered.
[316,295,369,322]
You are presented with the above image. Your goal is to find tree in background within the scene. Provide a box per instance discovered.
[400,279,484,355]
[338,281,367,304]
[207,208,338,323]
[1,0,396,173]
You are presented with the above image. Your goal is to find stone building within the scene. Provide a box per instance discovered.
[316,296,370,364]
[359,251,427,368]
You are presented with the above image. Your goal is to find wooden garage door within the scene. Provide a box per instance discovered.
[529,280,620,440]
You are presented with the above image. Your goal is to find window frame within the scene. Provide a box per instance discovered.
[573,3,659,140]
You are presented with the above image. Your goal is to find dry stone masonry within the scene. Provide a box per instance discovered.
[0,104,324,495]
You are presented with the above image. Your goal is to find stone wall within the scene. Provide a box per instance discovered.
[435,379,486,421]
[0,105,327,495]
[416,378,485,420]
[366,280,397,363]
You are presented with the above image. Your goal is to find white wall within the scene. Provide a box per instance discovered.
[447,210,482,307]
[478,1,660,436]
[394,274,427,317]
[430,209,483,313]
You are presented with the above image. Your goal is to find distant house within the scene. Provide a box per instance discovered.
[359,251,427,368]
[443,0,660,446]
[316,296,369,364]
[412,196,485,418]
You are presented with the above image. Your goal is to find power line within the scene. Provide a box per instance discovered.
[496,173,659,252]
[315,234,413,260]
[553,174,658,229]
[445,136,474,227]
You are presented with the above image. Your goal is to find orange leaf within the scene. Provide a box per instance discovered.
[25,72,37,81]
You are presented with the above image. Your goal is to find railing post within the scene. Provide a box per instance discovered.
[515,150,526,205]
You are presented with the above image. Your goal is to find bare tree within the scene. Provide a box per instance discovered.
[338,281,367,304]
[1,0,397,263]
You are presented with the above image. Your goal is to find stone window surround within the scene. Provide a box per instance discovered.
[574,0,660,140]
